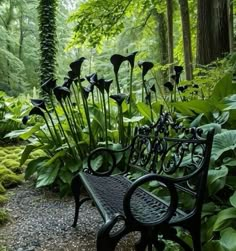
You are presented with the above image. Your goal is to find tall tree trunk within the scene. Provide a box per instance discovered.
[228,0,234,53]
[212,0,230,59]
[153,8,168,83]
[196,0,212,65]
[18,6,24,60]
[6,0,14,86]
[178,0,193,80]
[166,0,174,78]
[196,0,230,65]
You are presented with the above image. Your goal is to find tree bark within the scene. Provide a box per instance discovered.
[153,8,168,83]
[166,0,174,78]
[228,0,234,53]
[212,0,230,59]
[178,0,193,80]
[196,0,230,65]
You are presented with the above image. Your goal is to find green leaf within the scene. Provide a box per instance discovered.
[211,73,235,101]
[220,227,236,250]
[213,207,236,231]
[91,155,103,171]
[203,240,226,251]
[123,116,144,123]
[136,102,152,122]
[45,150,65,166]
[4,125,41,140]
[211,130,236,162]
[207,166,228,195]
[229,191,236,208]
[58,168,73,184]
[25,157,49,179]
[20,144,40,166]
[173,100,215,116]
[36,161,60,187]
[223,94,236,110]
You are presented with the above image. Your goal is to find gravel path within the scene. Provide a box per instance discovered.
[0,181,136,251]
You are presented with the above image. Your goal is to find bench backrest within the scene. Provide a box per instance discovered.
[127,122,214,214]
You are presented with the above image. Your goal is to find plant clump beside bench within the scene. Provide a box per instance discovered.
[71,112,214,251]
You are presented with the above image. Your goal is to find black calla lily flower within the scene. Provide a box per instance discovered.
[95,78,106,93]
[178,85,188,93]
[86,73,98,85]
[138,61,154,78]
[31,99,47,110]
[171,74,176,81]
[104,79,113,94]
[67,70,77,80]
[174,66,183,75]
[29,107,45,118]
[150,84,156,93]
[53,86,70,102]
[41,78,57,94]
[110,93,127,106]
[63,77,73,89]
[22,115,30,125]
[110,54,126,75]
[82,86,90,100]
[174,66,183,84]
[126,51,138,69]
[164,82,174,92]
[70,57,86,77]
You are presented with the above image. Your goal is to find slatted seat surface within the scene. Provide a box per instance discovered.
[79,172,185,224]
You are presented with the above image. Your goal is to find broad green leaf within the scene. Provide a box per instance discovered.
[45,150,66,166]
[220,227,236,250]
[136,102,152,122]
[202,202,218,218]
[123,116,144,123]
[36,161,60,187]
[211,130,236,162]
[223,94,236,110]
[199,123,221,134]
[4,125,40,140]
[58,168,73,184]
[173,100,215,116]
[211,73,234,101]
[213,207,236,231]
[91,155,103,171]
[207,166,228,195]
[25,157,49,179]
[229,191,236,208]
[203,240,225,251]
[20,144,41,166]
[65,159,81,173]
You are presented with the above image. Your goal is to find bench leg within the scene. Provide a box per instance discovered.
[71,175,90,227]
[190,229,201,251]
[97,216,130,251]
[135,230,165,251]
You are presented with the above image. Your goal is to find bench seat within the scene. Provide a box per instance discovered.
[79,172,186,224]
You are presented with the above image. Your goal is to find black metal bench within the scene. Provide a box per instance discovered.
[71,113,214,251]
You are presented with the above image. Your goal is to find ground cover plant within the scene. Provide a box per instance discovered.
[4,51,236,250]
[0,0,236,250]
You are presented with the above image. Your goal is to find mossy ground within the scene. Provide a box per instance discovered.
[0,145,42,226]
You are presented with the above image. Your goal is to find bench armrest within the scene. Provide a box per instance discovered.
[123,173,178,227]
[86,145,131,176]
